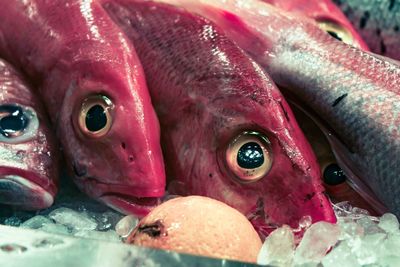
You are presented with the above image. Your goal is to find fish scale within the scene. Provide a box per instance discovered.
[146,0,400,216]
[333,0,400,60]
[105,0,336,237]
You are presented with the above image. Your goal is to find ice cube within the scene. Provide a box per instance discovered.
[333,201,353,218]
[355,233,386,265]
[4,216,21,226]
[382,232,400,256]
[20,215,53,229]
[48,207,97,231]
[293,222,340,264]
[378,213,400,234]
[321,242,361,267]
[74,230,121,242]
[257,225,294,266]
[379,256,400,267]
[115,215,139,238]
[39,223,70,235]
[95,211,123,231]
[339,221,364,241]
[357,216,384,235]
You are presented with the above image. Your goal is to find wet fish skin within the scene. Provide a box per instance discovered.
[0,0,165,216]
[0,59,59,210]
[149,0,400,216]
[263,0,369,49]
[333,0,400,60]
[104,0,336,237]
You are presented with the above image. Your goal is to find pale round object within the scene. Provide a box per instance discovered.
[127,196,262,263]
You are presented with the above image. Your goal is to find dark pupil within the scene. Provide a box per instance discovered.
[237,142,264,169]
[85,105,107,132]
[323,163,347,185]
[0,106,28,137]
[327,30,343,41]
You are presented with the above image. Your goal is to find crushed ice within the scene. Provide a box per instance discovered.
[0,175,129,242]
[257,201,400,266]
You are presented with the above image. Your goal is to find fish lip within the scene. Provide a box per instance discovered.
[99,194,161,217]
[79,176,165,198]
[0,166,56,195]
[0,174,54,209]
[78,177,164,217]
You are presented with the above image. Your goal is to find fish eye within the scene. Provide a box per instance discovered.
[225,131,273,183]
[322,163,347,185]
[78,95,114,138]
[0,104,39,143]
[317,20,354,45]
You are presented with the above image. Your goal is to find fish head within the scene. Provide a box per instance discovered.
[50,49,165,217]
[0,60,58,210]
[262,0,369,49]
[163,64,336,238]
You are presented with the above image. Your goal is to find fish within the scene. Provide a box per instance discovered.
[144,0,400,216]
[333,0,400,60]
[0,58,58,210]
[103,0,336,238]
[291,104,379,215]
[0,0,166,216]
[262,0,369,50]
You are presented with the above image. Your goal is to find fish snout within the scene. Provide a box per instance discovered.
[115,138,166,196]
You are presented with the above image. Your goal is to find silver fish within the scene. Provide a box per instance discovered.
[333,0,400,60]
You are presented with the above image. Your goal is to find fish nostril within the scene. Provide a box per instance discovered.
[73,162,87,177]
[128,155,134,162]
[121,142,126,150]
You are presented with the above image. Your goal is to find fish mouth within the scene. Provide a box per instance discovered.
[100,194,161,217]
[0,172,54,210]
[78,176,165,217]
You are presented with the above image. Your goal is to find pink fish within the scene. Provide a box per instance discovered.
[104,0,336,238]
[139,0,400,216]
[0,0,165,216]
[262,0,369,50]
[0,59,58,210]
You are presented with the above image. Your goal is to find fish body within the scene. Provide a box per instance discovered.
[104,1,336,237]
[263,0,369,49]
[148,0,400,216]
[0,0,165,216]
[333,0,400,60]
[291,104,379,215]
[0,59,58,210]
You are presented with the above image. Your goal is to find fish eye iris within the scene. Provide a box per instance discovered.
[323,163,347,185]
[0,106,28,138]
[237,142,264,169]
[317,20,354,46]
[78,95,113,138]
[327,30,342,41]
[85,105,107,132]
[225,131,273,183]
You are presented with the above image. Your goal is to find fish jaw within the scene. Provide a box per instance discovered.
[104,0,335,233]
[99,195,161,217]
[0,169,55,210]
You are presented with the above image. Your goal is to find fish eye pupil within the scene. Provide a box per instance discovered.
[0,106,28,137]
[323,163,347,185]
[237,142,264,169]
[327,30,342,41]
[85,104,107,132]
